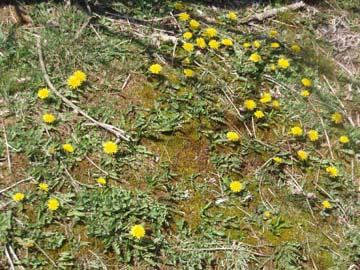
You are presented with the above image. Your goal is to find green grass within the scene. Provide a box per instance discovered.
[0,1,359,269]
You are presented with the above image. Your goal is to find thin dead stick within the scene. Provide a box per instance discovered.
[0,177,34,195]
[62,163,95,189]
[242,1,306,23]
[34,243,57,267]
[89,250,108,270]
[85,156,109,176]
[72,16,92,42]
[7,245,25,270]
[4,245,15,270]
[251,116,257,138]
[63,165,80,192]
[121,74,131,91]
[182,246,268,257]
[36,37,130,141]
[2,121,11,173]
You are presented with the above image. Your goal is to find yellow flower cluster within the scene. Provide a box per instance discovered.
[42,113,56,124]
[62,143,74,153]
[37,88,50,99]
[48,198,60,211]
[226,131,240,142]
[326,166,338,178]
[97,177,107,185]
[307,130,319,141]
[244,99,256,111]
[39,183,49,192]
[130,224,146,239]
[103,141,118,154]
[13,192,25,202]
[290,126,303,136]
[230,181,243,192]
[149,64,163,74]
[67,70,87,89]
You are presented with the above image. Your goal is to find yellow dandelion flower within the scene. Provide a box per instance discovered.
[62,143,74,153]
[73,70,87,82]
[208,40,220,49]
[196,37,206,49]
[278,58,290,69]
[290,126,303,136]
[226,131,240,142]
[271,42,280,48]
[39,183,49,192]
[254,110,265,119]
[291,44,301,52]
[307,130,319,141]
[301,90,310,97]
[297,150,308,161]
[97,177,107,185]
[230,181,243,193]
[249,53,262,62]
[244,99,257,111]
[272,100,280,108]
[130,224,145,239]
[253,40,261,48]
[270,64,276,71]
[260,92,272,103]
[221,38,233,46]
[179,12,190,21]
[48,147,55,155]
[174,2,184,10]
[339,136,349,144]
[301,78,312,87]
[67,75,82,89]
[148,64,162,74]
[189,19,200,30]
[264,211,271,218]
[243,42,251,48]
[47,198,60,211]
[13,192,25,202]
[268,30,278,37]
[326,166,338,178]
[273,157,283,163]
[103,141,118,154]
[331,112,343,124]
[183,57,190,64]
[42,113,56,124]
[183,32,193,40]
[184,69,194,77]
[182,42,194,52]
[37,88,50,99]
[203,28,217,38]
[25,241,34,248]
[322,200,331,209]
[228,11,237,20]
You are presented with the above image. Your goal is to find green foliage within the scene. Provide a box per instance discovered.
[75,187,169,264]
[273,242,305,270]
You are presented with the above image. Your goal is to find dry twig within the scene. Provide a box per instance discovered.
[36,37,130,141]
[0,177,34,195]
[242,1,306,23]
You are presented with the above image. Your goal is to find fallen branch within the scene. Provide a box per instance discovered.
[36,37,130,141]
[0,176,34,195]
[242,1,306,23]
[4,245,15,270]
